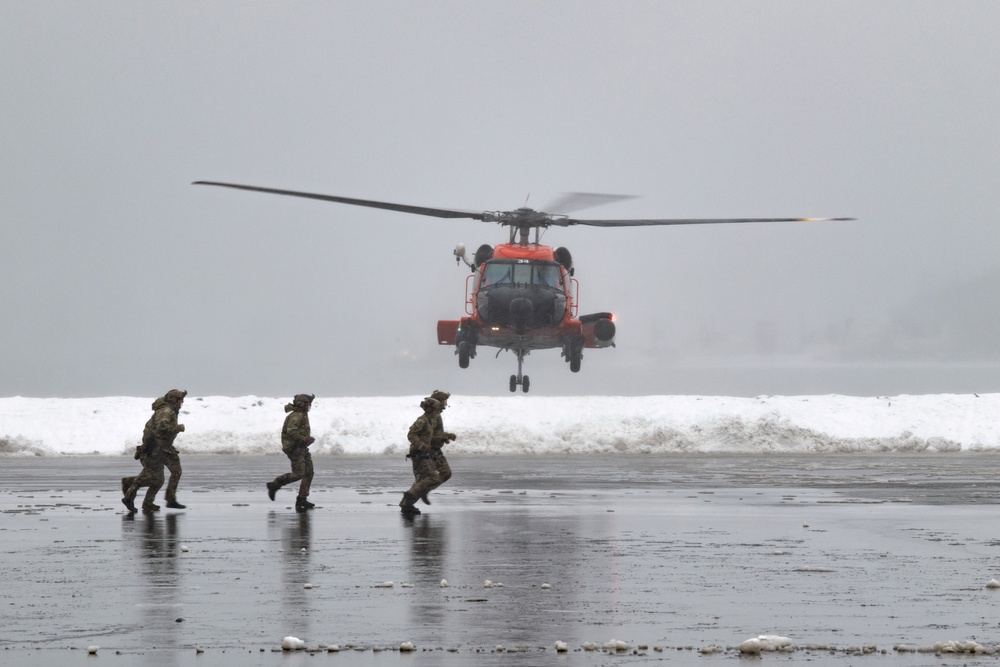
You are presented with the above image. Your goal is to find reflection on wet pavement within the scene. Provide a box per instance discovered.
[124,512,182,667]
[3,454,1000,666]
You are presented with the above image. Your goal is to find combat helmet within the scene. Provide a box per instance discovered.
[420,397,442,412]
[293,393,316,407]
[285,393,315,413]
[164,389,187,405]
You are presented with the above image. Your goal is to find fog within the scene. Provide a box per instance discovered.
[2,2,998,398]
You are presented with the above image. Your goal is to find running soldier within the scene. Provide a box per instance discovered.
[266,394,316,512]
[420,389,456,505]
[399,397,442,516]
[122,389,187,513]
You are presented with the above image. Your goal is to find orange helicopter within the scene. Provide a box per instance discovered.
[193,181,851,392]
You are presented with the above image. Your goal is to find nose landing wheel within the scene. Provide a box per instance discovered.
[508,349,530,393]
[509,374,530,393]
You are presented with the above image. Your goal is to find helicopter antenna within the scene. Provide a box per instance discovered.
[523,193,531,208]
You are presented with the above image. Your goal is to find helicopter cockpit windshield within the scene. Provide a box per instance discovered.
[475,259,569,329]
[480,260,563,289]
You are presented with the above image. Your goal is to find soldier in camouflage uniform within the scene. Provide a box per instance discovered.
[399,397,443,516]
[419,389,456,505]
[122,389,187,513]
[267,394,316,512]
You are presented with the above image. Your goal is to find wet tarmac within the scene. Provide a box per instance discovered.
[3,454,1000,665]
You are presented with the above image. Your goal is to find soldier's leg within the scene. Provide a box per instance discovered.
[125,460,150,501]
[424,450,451,496]
[163,454,182,503]
[413,460,439,499]
[401,457,436,512]
[403,456,427,498]
[273,448,306,488]
[400,457,422,510]
[296,449,314,499]
[142,464,165,512]
[123,470,144,512]
[435,451,452,485]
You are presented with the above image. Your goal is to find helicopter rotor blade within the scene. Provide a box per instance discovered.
[192,181,486,221]
[543,192,640,215]
[559,216,856,227]
[193,181,855,228]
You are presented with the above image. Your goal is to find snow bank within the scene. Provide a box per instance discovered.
[0,394,996,456]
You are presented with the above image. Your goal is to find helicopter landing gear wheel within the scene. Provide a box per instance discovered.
[508,349,530,392]
[509,374,531,393]
[570,354,581,373]
[458,341,470,369]
[569,345,582,373]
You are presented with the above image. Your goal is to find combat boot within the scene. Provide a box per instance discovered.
[267,482,279,501]
[166,500,186,509]
[122,497,137,514]
[142,503,160,513]
[399,492,421,515]
[295,497,308,513]
[300,497,315,509]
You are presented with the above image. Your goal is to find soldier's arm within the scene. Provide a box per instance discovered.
[437,419,456,443]
[408,417,431,453]
[429,417,446,447]
[431,433,456,447]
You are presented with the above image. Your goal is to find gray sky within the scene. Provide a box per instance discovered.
[2,1,999,398]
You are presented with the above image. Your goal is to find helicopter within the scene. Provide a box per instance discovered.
[193,180,852,392]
